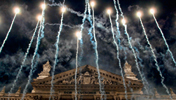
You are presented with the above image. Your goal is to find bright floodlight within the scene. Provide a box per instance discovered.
[14,7,20,14]
[121,18,126,25]
[150,8,155,14]
[37,15,42,21]
[76,31,82,40]
[106,9,112,15]
[137,11,142,17]
[90,1,95,7]
[41,3,46,10]
[61,7,66,13]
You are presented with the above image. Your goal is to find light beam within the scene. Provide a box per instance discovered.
[91,1,106,99]
[151,8,176,70]
[108,10,128,99]
[112,0,123,61]
[49,3,65,100]
[138,16,173,99]
[8,20,40,100]
[21,20,43,100]
[21,1,47,100]
[116,0,150,95]
[0,14,17,55]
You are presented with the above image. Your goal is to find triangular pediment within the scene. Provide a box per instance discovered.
[32,65,143,87]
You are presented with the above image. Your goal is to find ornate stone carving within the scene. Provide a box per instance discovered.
[60,71,115,85]
[63,80,69,84]
[170,88,175,96]
[154,88,160,98]
[69,77,75,84]
[101,78,112,85]
[0,86,5,96]
[62,72,94,84]
[78,74,83,84]
[124,62,132,73]
[83,72,91,84]
[107,80,112,85]
[124,61,138,80]
[15,87,21,96]
[37,61,51,79]
[2,64,173,100]
[91,76,96,84]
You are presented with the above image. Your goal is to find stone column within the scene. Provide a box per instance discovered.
[58,92,62,100]
[72,94,75,100]
[113,96,117,100]
[116,97,120,100]
[77,95,80,100]
[94,95,96,100]
[95,91,101,100]
[72,91,78,100]
[39,96,43,100]
[119,96,122,100]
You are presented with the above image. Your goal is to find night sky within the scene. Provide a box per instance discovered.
[0,0,176,95]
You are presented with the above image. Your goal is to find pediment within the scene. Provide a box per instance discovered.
[32,65,142,87]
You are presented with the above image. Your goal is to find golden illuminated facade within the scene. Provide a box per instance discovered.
[0,61,175,100]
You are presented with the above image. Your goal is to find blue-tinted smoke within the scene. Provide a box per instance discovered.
[49,0,55,3]
[75,39,79,100]
[87,3,95,46]
[134,46,150,93]
[75,1,88,100]
[113,0,121,50]
[21,20,43,100]
[78,0,88,65]
[47,3,84,17]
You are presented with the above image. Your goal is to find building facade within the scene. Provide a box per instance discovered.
[0,61,175,100]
